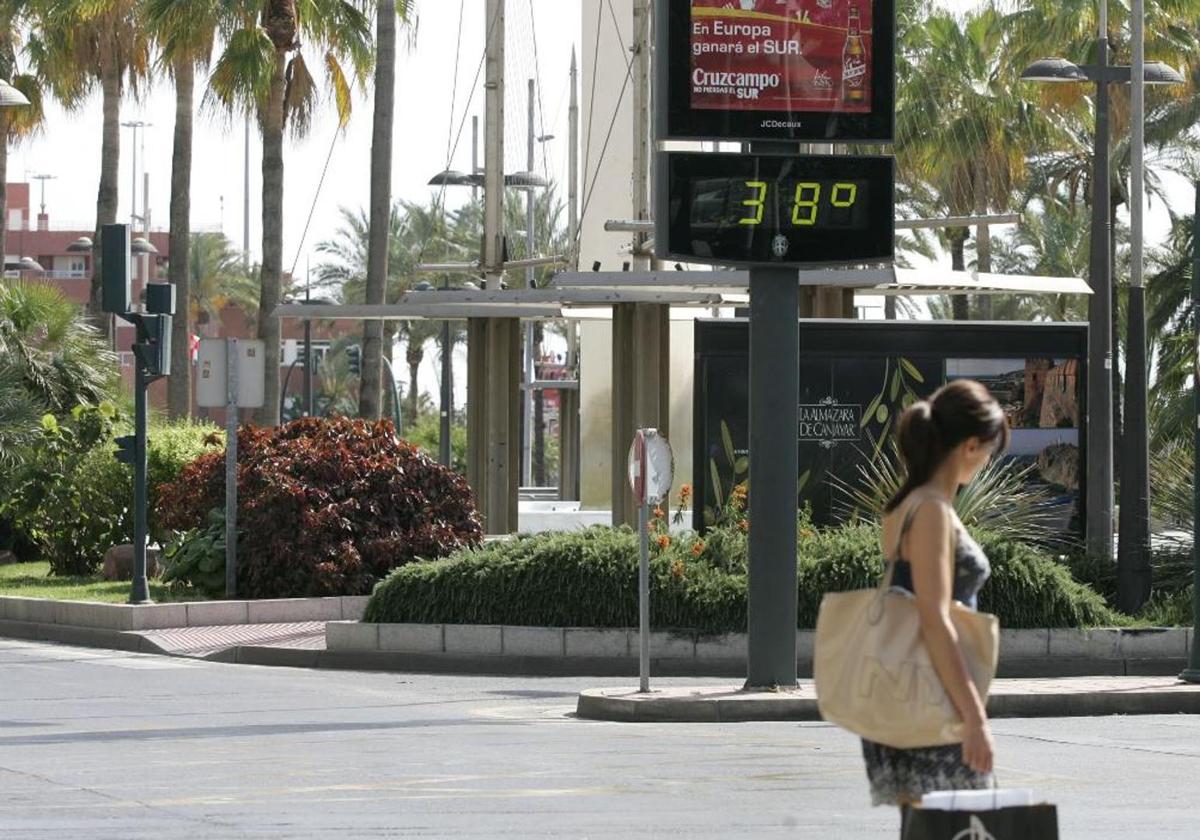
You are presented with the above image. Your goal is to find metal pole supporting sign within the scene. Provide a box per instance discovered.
[197,337,265,601]
[628,428,674,693]
[225,338,239,599]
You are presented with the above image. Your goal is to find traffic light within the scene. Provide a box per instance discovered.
[347,345,361,376]
[100,224,130,315]
[114,435,137,466]
[132,314,173,377]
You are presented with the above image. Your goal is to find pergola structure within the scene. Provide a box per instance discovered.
[275,268,1090,534]
[274,287,724,535]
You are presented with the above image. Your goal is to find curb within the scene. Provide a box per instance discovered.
[0,595,369,632]
[0,618,169,655]
[575,681,1200,723]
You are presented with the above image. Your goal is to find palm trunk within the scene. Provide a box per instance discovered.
[359,1,397,420]
[91,62,122,335]
[950,227,970,320]
[167,59,195,420]
[255,51,287,426]
[381,321,397,426]
[0,127,9,271]
[406,352,420,427]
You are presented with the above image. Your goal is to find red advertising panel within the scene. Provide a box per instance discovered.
[689,0,873,115]
[657,0,893,143]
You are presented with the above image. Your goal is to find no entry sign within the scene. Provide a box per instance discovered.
[628,429,675,506]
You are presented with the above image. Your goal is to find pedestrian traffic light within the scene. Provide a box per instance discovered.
[132,313,173,378]
[347,345,361,376]
[114,434,137,466]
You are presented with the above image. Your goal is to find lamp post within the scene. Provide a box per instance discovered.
[0,79,30,268]
[1021,18,1184,568]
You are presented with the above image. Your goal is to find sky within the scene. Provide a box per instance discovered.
[11,0,583,285]
[9,0,1187,281]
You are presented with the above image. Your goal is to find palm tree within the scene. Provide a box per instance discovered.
[0,281,118,416]
[145,0,222,420]
[896,5,1051,319]
[189,232,260,330]
[206,0,376,426]
[1010,0,1200,472]
[0,6,45,268]
[31,0,151,333]
[319,200,463,429]
[361,1,416,420]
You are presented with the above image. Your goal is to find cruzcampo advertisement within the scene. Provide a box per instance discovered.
[689,0,874,114]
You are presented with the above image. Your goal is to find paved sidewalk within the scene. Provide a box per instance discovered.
[137,621,326,657]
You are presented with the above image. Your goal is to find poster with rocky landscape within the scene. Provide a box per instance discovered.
[946,358,1082,533]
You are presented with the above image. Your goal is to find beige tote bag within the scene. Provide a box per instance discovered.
[813,509,999,749]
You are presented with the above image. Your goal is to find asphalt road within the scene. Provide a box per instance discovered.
[2,639,1198,839]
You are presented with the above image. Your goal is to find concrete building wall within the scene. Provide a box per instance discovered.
[579,314,697,513]
[578,0,635,274]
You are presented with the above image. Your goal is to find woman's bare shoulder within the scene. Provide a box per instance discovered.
[881,488,951,558]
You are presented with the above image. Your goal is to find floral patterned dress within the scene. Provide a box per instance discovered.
[861,516,994,806]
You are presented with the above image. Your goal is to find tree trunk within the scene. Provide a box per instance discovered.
[91,62,122,335]
[167,60,195,420]
[950,227,970,320]
[255,51,287,426]
[381,321,397,427]
[0,127,9,271]
[359,0,396,420]
[406,351,421,427]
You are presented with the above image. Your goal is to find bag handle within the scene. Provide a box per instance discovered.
[877,491,939,595]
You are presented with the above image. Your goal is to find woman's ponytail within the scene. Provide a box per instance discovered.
[883,379,1009,512]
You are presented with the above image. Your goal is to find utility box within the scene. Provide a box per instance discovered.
[100,224,130,315]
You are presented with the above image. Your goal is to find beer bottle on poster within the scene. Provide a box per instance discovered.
[842,4,867,106]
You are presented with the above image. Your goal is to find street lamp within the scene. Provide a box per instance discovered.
[1021,29,1184,571]
[0,79,29,107]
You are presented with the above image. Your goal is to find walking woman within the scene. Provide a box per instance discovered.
[861,379,1009,827]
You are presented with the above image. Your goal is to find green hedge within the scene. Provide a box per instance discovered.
[365,523,1120,631]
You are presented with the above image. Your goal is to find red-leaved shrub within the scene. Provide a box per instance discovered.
[156,417,483,598]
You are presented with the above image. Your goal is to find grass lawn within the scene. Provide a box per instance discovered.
[0,561,198,604]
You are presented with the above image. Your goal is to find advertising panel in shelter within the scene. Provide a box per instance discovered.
[689,0,873,115]
[694,321,1088,542]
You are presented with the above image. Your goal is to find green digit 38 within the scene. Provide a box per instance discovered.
[739,180,767,225]
[792,182,821,226]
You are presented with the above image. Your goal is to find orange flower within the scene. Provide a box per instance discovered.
[737,518,750,533]
[799,527,815,539]
[655,534,671,550]
[691,540,706,557]
[679,484,692,502]
[670,559,685,579]
[653,507,666,520]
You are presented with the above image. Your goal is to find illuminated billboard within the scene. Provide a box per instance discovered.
[657,0,895,143]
